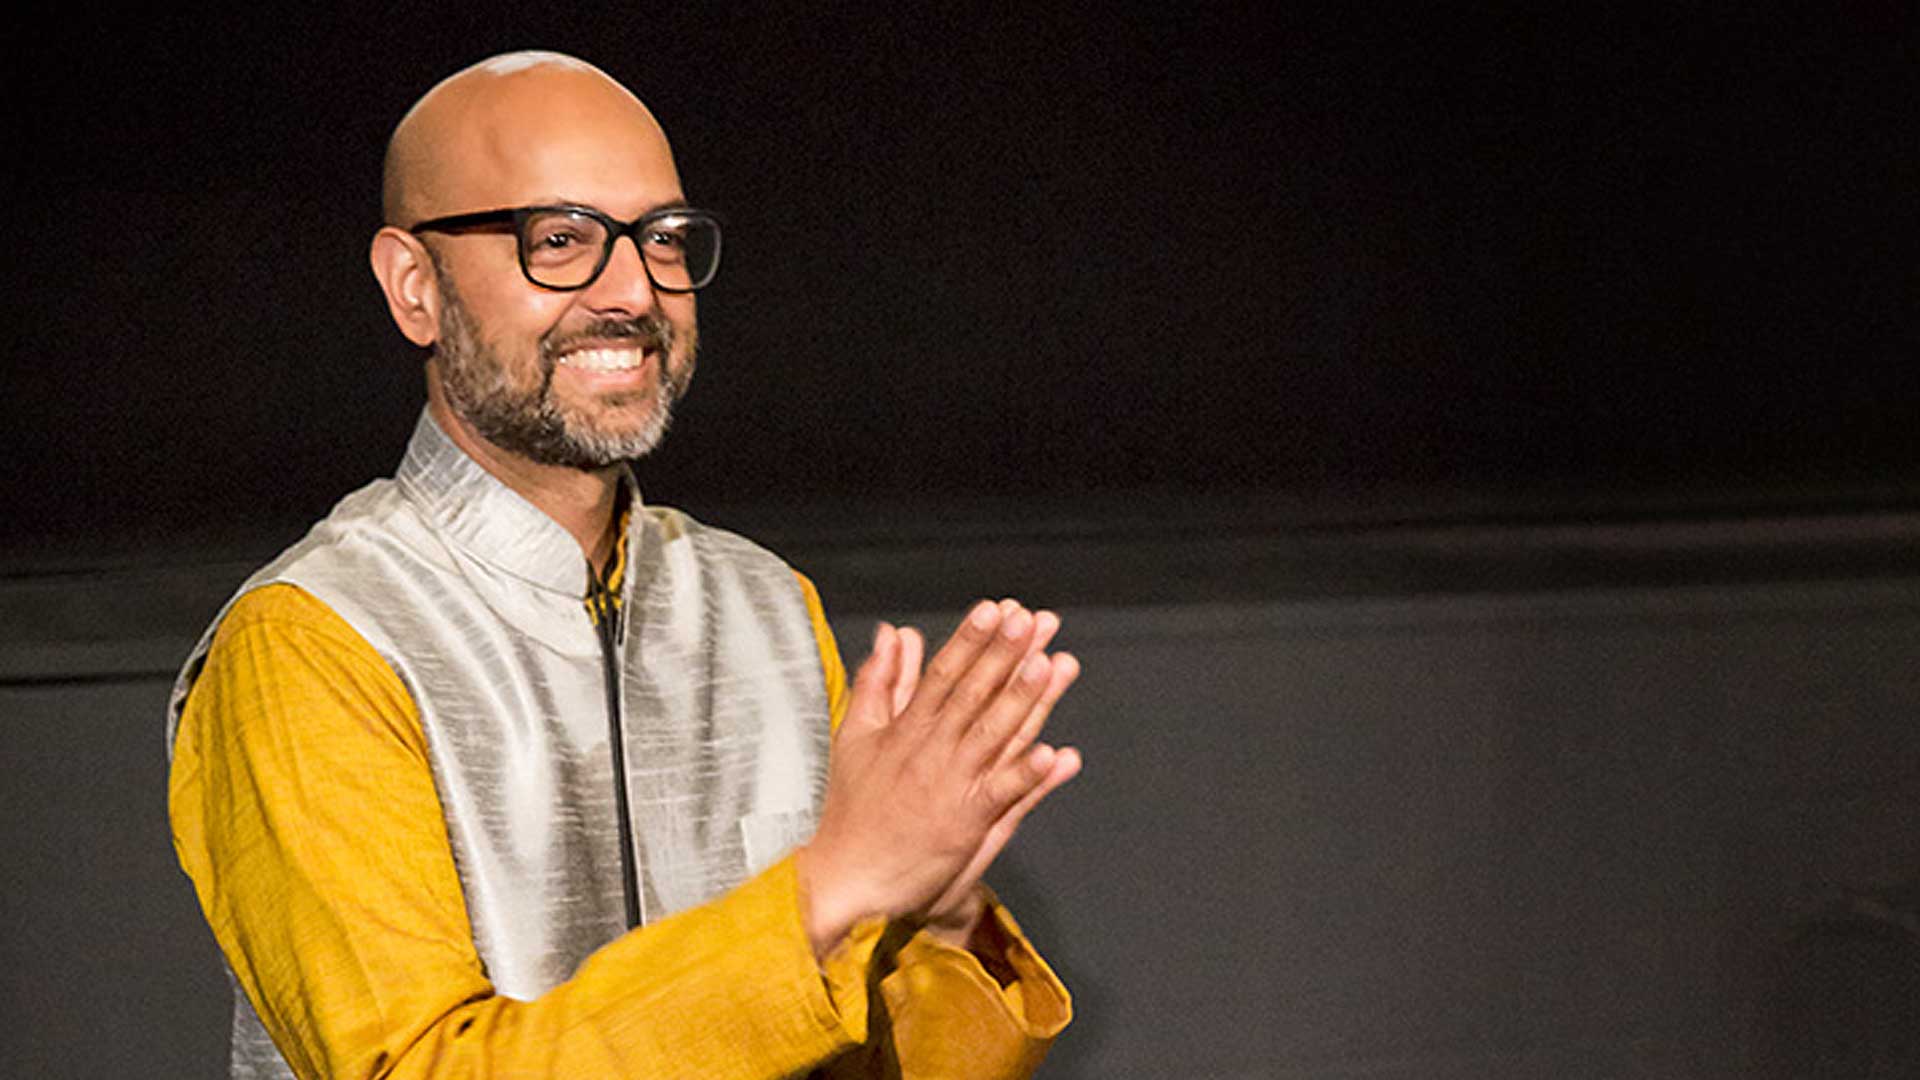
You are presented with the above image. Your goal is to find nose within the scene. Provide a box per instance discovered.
[579,234,659,315]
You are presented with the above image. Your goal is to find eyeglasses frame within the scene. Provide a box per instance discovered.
[407,203,724,293]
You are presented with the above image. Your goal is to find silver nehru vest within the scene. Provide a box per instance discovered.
[168,412,831,1078]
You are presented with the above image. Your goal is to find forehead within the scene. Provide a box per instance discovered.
[418,68,684,218]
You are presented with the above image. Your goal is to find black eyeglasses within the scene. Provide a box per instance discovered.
[409,203,723,292]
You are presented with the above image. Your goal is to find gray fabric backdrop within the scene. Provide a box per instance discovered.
[3,508,1917,1077]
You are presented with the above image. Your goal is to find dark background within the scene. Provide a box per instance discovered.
[6,4,1918,555]
[6,6,1920,1079]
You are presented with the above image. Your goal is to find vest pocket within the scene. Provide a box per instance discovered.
[738,809,814,875]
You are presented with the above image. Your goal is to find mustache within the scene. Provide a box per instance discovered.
[541,315,675,362]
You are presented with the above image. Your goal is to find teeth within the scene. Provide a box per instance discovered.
[558,348,646,372]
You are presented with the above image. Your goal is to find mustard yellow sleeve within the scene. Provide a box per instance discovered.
[169,583,882,1080]
[795,571,850,733]
[792,573,1074,1078]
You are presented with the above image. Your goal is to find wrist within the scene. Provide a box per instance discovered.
[920,887,1022,987]
[920,882,989,948]
[794,842,868,960]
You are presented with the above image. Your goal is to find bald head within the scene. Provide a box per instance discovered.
[381,51,680,227]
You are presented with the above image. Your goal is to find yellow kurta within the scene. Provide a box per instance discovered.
[170,576,1068,1079]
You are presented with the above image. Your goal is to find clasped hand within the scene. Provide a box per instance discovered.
[798,598,1081,957]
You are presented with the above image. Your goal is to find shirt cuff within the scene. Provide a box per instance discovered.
[876,894,1071,1077]
[582,852,888,1073]
[897,896,1071,1038]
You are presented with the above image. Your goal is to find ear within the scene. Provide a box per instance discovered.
[369,226,443,347]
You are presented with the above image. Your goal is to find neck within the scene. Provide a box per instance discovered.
[427,396,622,567]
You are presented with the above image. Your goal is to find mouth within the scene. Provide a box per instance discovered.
[554,346,656,373]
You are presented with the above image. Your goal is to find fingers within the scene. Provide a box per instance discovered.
[1026,609,1061,657]
[993,650,1079,772]
[909,599,1009,721]
[982,743,1082,846]
[960,640,1079,779]
[922,603,1042,746]
[971,607,1063,763]
[955,646,1050,765]
[979,673,1080,808]
[815,598,1081,935]
[907,600,1056,719]
[900,599,1073,771]
[998,744,1082,830]
[889,597,1078,808]
[930,743,1084,916]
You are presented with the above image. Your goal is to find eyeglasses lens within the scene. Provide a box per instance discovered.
[518,209,720,291]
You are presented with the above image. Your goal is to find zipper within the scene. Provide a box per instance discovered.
[588,570,643,930]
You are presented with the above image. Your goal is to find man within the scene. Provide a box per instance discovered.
[167,51,1082,1079]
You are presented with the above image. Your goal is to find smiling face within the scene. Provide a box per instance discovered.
[378,54,699,469]
[429,254,694,468]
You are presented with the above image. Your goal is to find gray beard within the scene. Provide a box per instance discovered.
[433,277,695,470]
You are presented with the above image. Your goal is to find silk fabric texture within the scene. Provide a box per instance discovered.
[168,412,1069,1078]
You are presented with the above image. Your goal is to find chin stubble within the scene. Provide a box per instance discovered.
[433,274,696,469]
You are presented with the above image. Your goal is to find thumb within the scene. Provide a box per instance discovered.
[840,621,901,737]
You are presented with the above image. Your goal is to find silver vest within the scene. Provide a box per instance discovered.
[169,412,831,1078]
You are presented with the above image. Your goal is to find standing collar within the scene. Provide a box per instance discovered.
[394,409,642,598]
